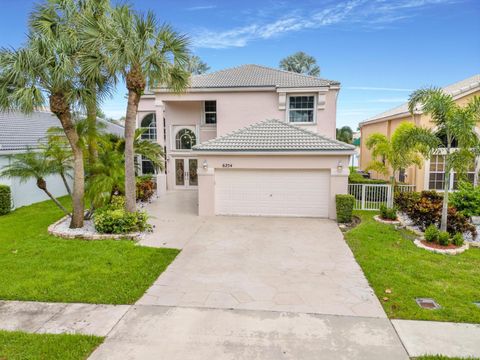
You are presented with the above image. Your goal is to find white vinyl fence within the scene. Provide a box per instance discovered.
[348,183,415,210]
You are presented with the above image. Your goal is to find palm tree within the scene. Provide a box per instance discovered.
[366,122,438,188]
[187,55,210,75]
[0,0,112,228]
[336,126,353,144]
[1,150,70,216]
[82,6,190,212]
[409,88,480,231]
[279,51,320,76]
[43,130,74,197]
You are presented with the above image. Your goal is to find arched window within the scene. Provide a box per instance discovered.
[141,113,156,140]
[176,129,196,150]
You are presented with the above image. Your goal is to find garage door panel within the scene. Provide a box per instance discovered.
[215,169,329,217]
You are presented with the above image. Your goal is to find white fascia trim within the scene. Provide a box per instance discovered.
[192,150,355,156]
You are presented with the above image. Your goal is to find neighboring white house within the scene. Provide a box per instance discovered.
[137,64,354,219]
[0,110,124,209]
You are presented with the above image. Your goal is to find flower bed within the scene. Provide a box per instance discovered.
[413,238,469,255]
[48,215,143,240]
[373,214,400,225]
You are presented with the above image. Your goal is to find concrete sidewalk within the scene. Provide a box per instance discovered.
[392,319,480,358]
[0,300,130,336]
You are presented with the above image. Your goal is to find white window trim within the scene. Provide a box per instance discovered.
[171,126,198,151]
[286,94,317,124]
[140,113,157,141]
[202,100,217,127]
[424,149,478,191]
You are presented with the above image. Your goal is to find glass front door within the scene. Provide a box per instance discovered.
[175,158,198,188]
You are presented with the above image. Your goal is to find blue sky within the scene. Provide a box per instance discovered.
[0,0,479,129]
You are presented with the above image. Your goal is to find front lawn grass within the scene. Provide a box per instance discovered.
[345,211,480,323]
[0,197,179,304]
[0,330,103,360]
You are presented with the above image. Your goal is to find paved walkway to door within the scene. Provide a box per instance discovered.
[138,191,385,318]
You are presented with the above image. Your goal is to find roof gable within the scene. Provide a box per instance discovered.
[159,64,339,90]
[193,119,354,152]
[360,74,480,126]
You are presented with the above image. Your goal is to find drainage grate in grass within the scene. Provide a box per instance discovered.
[416,298,441,309]
[474,302,480,308]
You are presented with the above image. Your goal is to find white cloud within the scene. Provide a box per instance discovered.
[186,5,217,11]
[192,0,456,48]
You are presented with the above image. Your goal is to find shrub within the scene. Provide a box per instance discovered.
[394,191,420,213]
[0,185,11,215]
[348,172,387,184]
[452,233,464,247]
[380,205,397,220]
[336,194,355,223]
[136,177,155,202]
[424,224,439,243]
[398,190,476,237]
[438,231,450,246]
[108,195,125,210]
[450,181,480,217]
[94,207,151,234]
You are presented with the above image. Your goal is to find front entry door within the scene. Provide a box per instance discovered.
[175,158,198,188]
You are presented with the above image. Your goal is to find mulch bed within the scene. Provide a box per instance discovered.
[420,240,460,250]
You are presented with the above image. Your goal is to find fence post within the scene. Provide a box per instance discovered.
[361,184,366,210]
[387,184,393,207]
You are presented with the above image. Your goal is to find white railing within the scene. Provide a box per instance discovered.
[348,183,417,210]
[396,184,416,193]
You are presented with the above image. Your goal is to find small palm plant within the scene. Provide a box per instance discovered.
[366,122,438,187]
[1,150,70,216]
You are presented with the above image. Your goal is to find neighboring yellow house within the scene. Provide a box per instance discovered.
[359,74,480,191]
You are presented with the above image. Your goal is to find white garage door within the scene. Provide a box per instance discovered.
[215,169,330,217]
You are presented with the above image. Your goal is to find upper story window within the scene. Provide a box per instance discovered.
[204,101,217,125]
[140,113,157,140]
[288,95,315,123]
[176,129,196,150]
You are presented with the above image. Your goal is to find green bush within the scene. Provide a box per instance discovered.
[336,194,355,223]
[452,233,464,247]
[108,195,125,210]
[450,181,480,217]
[348,172,387,184]
[0,185,11,215]
[379,205,397,220]
[94,207,151,234]
[424,224,440,243]
[438,231,451,246]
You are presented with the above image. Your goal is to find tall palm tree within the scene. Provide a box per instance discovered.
[409,88,480,231]
[1,150,70,216]
[82,6,190,212]
[279,51,320,76]
[336,126,353,144]
[366,122,438,187]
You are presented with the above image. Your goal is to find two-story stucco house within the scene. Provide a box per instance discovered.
[136,64,354,219]
[359,74,480,191]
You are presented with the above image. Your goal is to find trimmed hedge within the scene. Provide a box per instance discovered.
[336,194,355,223]
[0,185,11,215]
[348,172,388,184]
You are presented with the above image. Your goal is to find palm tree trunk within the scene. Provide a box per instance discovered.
[50,94,85,228]
[86,90,98,167]
[440,146,451,232]
[36,178,71,216]
[124,89,141,213]
[60,172,72,198]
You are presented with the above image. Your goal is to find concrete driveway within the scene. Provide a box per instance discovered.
[90,191,408,359]
[138,191,384,318]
